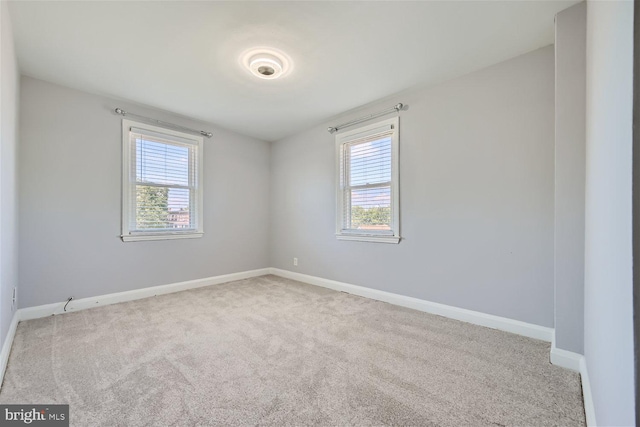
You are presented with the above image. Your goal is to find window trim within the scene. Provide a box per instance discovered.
[335,116,400,244]
[121,119,204,242]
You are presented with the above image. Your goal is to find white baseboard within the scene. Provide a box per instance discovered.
[0,310,19,387]
[541,334,595,426]
[579,357,596,426]
[5,266,595,425]
[0,268,270,391]
[548,345,596,426]
[269,268,554,342]
[275,268,599,423]
[18,268,271,321]
[550,334,583,372]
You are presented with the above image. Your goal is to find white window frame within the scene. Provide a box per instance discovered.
[121,119,204,242]
[335,116,400,244]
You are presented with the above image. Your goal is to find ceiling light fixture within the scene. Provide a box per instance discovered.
[242,48,291,80]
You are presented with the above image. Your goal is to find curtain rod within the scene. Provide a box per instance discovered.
[114,108,213,138]
[327,103,405,134]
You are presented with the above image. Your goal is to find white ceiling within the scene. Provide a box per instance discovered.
[8,1,577,142]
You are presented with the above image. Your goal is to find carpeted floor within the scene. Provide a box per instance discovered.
[0,275,585,426]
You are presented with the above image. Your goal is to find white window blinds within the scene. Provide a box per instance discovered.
[122,120,203,241]
[336,117,400,243]
[341,133,393,232]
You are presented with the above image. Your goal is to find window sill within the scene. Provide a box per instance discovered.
[121,232,204,242]
[336,234,401,244]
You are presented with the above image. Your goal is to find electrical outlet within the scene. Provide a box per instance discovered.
[11,287,16,310]
[293,257,298,266]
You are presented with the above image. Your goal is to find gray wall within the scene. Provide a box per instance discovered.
[554,2,586,355]
[269,46,555,327]
[0,2,19,343]
[584,0,635,425]
[18,77,271,308]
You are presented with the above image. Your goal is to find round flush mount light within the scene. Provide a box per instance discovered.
[242,48,291,80]
[250,53,282,79]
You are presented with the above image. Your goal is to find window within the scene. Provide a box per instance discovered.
[336,116,400,243]
[121,120,203,242]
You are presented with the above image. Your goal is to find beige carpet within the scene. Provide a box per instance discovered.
[0,275,585,426]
